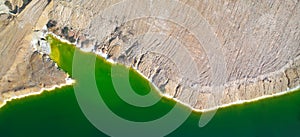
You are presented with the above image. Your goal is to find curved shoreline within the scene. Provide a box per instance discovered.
[45,33,300,113]
[1,59,299,113]
[2,32,298,113]
[0,76,75,109]
[196,85,300,112]
[117,63,300,113]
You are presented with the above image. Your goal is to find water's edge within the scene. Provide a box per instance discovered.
[2,32,300,114]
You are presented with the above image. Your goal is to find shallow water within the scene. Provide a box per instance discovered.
[0,36,299,137]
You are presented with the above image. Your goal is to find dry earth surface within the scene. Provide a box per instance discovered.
[0,0,67,106]
[1,0,300,110]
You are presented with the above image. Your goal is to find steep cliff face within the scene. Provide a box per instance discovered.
[47,0,300,110]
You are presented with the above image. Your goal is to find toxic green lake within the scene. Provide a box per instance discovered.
[0,35,299,137]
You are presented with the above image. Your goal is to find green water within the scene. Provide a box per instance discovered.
[0,36,300,137]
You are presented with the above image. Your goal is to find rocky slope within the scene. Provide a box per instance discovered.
[0,0,67,106]
[1,0,299,110]
[46,0,300,110]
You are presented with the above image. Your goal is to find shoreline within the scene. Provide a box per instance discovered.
[149,77,300,113]
[47,33,300,113]
[0,76,75,109]
[7,31,298,113]
[195,85,300,112]
[0,31,300,113]
[1,31,300,112]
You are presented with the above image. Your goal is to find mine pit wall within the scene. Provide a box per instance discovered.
[48,0,300,110]
[46,22,300,110]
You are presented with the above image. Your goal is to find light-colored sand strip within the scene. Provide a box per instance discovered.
[119,65,300,113]
[0,76,75,109]
[194,85,300,112]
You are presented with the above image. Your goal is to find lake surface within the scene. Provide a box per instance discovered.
[0,36,299,137]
